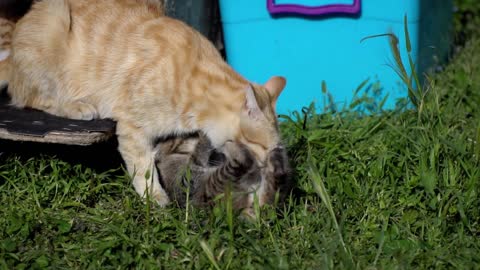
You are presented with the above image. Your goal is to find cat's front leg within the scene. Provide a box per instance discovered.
[258,146,291,206]
[116,122,170,206]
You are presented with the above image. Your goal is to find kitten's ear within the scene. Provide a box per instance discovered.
[243,84,263,120]
[264,76,286,106]
[0,50,10,62]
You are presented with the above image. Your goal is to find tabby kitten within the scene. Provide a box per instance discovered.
[5,0,286,206]
[155,133,292,210]
[155,133,260,209]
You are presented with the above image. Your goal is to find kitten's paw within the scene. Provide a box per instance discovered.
[62,101,98,120]
[223,141,255,179]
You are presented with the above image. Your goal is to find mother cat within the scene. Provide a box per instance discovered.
[4,0,286,206]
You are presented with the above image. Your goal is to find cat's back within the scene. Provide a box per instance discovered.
[13,0,165,58]
[10,0,237,119]
[8,0,168,108]
[14,0,223,81]
[67,0,162,36]
[40,0,205,77]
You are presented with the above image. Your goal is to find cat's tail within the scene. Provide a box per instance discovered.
[0,50,11,88]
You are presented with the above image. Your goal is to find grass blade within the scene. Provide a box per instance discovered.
[200,240,221,270]
[404,15,412,53]
[307,159,353,264]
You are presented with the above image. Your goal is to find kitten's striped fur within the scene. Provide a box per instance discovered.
[155,133,292,211]
[156,133,259,209]
[4,0,287,206]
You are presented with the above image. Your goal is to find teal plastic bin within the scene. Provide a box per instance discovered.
[219,0,453,114]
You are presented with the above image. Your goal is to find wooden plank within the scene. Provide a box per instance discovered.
[0,88,116,145]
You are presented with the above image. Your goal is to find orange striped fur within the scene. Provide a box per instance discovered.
[6,0,286,206]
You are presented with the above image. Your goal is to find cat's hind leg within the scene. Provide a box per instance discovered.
[117,121,170,206]
[9,78,98,120]
[7,0,98,120]
[55,101,98,120]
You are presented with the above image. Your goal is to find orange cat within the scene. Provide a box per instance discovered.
[5,0,286,206]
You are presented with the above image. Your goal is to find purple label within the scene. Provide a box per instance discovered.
[267,0,361,16]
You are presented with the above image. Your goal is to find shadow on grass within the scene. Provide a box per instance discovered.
[0,138,124,174]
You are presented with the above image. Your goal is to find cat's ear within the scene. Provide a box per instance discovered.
[243,84,263,120]
[0,49,10,62]
[264,76,286,106]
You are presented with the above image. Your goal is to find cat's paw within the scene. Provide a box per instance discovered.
[151,187,171,207]
[222,141,255,179]
[62,101,98,120]
[132,172,170,207]
[137,179,171,206]
[266,146,290,182]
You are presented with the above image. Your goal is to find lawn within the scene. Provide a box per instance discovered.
[1,4,480,270]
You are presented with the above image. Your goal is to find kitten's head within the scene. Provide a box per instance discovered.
[236,76,286,163]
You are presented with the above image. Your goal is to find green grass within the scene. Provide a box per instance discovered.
[2,16,480,270]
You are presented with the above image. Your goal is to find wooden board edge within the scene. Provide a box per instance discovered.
[0,128,114,146]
